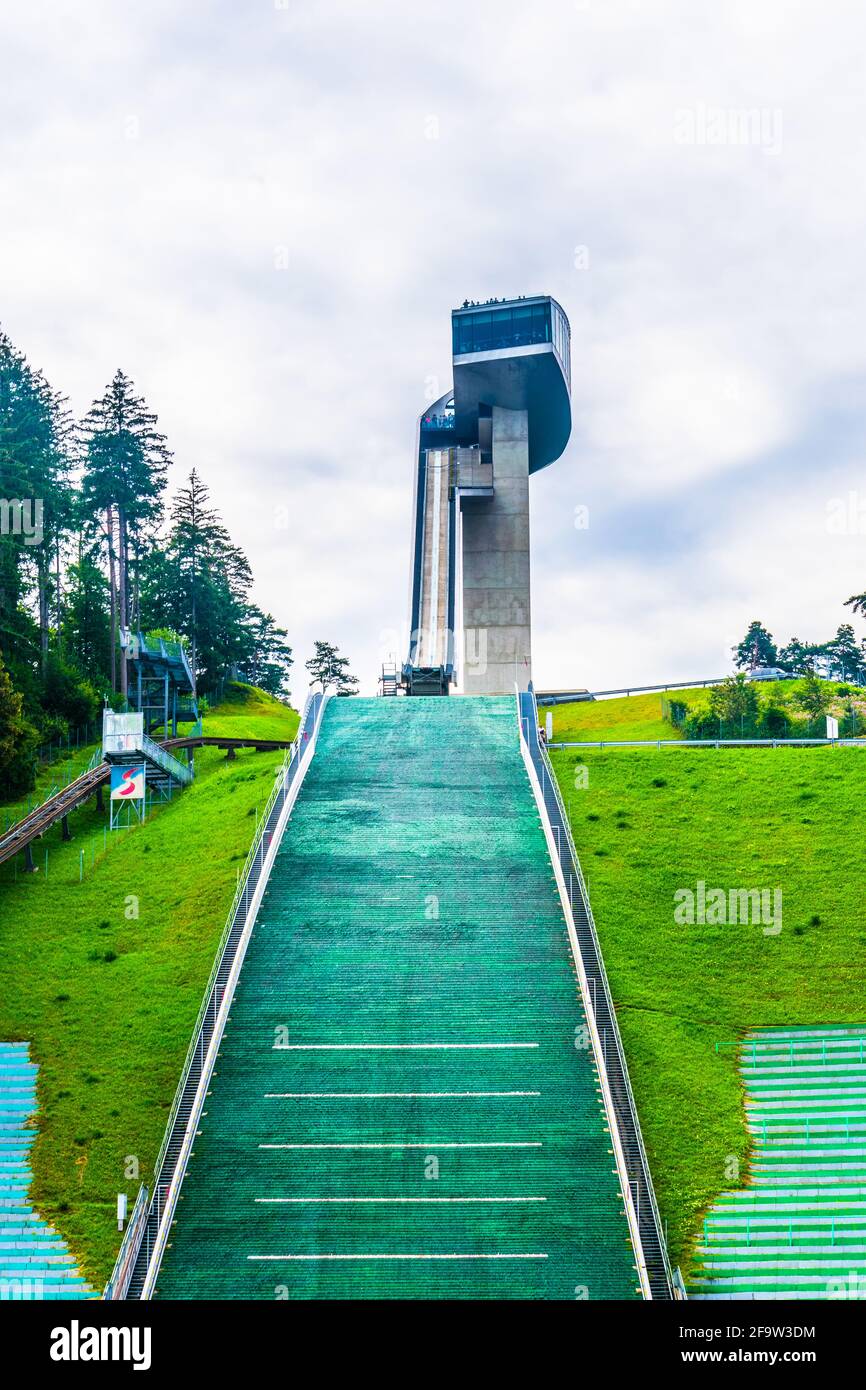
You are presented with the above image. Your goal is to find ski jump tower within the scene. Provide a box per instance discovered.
[403,295,571,696]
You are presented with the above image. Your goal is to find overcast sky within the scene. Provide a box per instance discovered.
[3,0,866,696]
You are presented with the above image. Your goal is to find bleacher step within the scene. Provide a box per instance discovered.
[691,1025,866,1300]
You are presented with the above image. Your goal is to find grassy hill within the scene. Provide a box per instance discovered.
[547,677,865,743]
[547,689,698,742]
[199,682,301,741]
[0,683,298,1287]
[549,730,866,1276]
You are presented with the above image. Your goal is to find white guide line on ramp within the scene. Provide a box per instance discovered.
[258,1141,544,1149]
[254,1196,547,1204]
[272,1042,539,1050]
[264,1091,542,1099]
[248,1253,549,1261]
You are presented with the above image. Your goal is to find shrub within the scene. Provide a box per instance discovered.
[41,653,100,729]
[666,699,688,727]
[0,654,39,796]
[758,705,789,738]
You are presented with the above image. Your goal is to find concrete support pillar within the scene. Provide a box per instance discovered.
[460,406,532,695]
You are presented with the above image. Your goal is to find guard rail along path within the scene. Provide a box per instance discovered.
[552,738,866,751]
[517,684,680,1300]
[108,690,330,1300]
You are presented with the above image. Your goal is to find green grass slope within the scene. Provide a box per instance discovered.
[548,678,864,744]
[0,684,298,1287]
[550,743,866,1276]
[202,681,301,740]
[547,691,694,743]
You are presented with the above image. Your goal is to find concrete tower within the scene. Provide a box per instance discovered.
[404,295,571,696]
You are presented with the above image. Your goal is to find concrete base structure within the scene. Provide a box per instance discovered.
[461,406,532,695]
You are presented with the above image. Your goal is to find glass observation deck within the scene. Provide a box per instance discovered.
[420,410,456,431]
[452,297,571,389]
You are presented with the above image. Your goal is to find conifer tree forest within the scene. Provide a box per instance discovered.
[0,327,293,795]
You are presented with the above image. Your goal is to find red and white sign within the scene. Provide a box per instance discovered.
[110,765,146,801]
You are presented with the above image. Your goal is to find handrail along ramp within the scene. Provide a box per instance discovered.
[518,686,676,1300]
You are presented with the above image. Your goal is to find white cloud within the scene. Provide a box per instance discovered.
[2,0,866,693]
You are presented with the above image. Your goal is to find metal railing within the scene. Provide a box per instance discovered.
[0,759,111,868]
[420,412,456,430]
[552,737,866,750]
[536,678,729,705]
[122,689,327,1298]
[103,1184,150,1300]
[718,1037,866,1066]
[139,732,193,784]
[751,1114,865,1146]
[136,633,196,689]
[518,687,677,1300]
[35,720,102,764]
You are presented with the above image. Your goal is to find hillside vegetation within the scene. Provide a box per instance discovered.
[202,682,303,740]
[0,684,298,1286]
[547,676,864,743]
[550,737,866,1273]
[0,740,101,831]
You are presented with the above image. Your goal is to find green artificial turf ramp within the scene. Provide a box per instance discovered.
[155,697,639,1300]
[692,1026,866,1299]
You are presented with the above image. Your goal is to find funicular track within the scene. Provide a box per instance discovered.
[0,735,296,869]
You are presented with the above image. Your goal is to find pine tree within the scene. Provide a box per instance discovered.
[0,331,35,677]
[166,469,226,691]
[81,370,171,698]
[733,621,777,670]
[823,624,864,682]
[244,607,293,697]
[305,640,359,695]
[0,330,74,687]
[62,539,113,688]
[31,376,74,675]
[777,637,820,675]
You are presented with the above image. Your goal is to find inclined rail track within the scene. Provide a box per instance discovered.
[0,736,295,868]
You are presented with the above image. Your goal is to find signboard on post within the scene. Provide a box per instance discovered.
[110,765,145,800]
[826,715,839,740]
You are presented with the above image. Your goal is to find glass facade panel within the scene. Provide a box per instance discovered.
[550,300,571,388]
[453,301,552,356]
